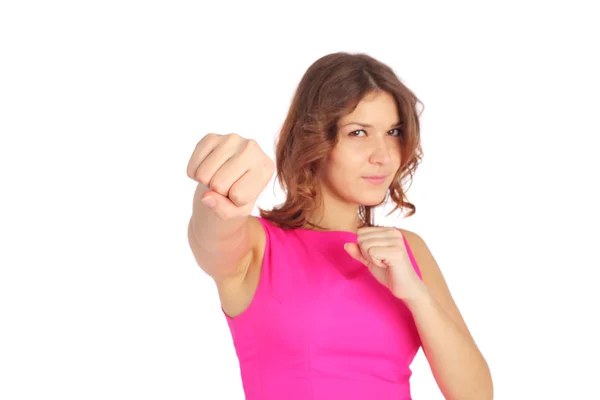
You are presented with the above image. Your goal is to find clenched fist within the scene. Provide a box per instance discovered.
[187,133,274,220]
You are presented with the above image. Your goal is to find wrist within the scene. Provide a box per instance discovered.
[397,280,432,308]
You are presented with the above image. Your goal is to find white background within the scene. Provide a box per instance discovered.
[1,1,599,399]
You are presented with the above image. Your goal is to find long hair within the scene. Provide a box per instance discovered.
[259,52,424,230]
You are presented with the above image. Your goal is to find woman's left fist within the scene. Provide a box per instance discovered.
[344,226,424,301]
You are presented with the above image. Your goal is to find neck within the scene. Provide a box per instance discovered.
[304,190,362,233]
[304,216,362,233]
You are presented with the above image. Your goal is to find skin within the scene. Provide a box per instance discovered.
[193,90,493,399]
[306,90,403,232]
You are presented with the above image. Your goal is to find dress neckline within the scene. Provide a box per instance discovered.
[293,227,359,237]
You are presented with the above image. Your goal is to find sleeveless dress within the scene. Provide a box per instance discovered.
[222,217,423,399]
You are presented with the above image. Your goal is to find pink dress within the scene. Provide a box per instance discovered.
[223,217,423,399]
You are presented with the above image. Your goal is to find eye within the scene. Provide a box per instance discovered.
[348,129,367,137]
[348,128,402,137]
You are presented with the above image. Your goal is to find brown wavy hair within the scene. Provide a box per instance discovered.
[259,52,424,231]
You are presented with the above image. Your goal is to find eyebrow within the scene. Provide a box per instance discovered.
[342,121,403,128]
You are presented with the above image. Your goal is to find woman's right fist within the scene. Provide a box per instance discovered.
[186,133,275,220]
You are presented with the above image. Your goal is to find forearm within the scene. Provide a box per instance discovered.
[404,284,493,400]
[188,183,252,276]
[190,183,248,244]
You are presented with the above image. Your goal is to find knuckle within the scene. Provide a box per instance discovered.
[194,169,211,186]
[245,138,258,148]
[186,166,195,180]
[209,179,228,195]
[224,133,241,144]
[196,176,211,187]
[241,138,260,154]
[201,133,219,147]
[229,188,249,205]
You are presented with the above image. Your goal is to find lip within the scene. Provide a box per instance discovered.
[362,175,388,185]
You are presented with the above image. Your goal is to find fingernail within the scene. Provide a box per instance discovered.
[201,196,216,208]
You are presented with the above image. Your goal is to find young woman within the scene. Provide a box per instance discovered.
[186,52,493,400]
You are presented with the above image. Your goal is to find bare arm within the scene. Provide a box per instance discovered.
[402,230,493,400]
[187,183,253,280]
[186,133,274,283]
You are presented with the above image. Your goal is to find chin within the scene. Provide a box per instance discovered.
[355,192,388,207]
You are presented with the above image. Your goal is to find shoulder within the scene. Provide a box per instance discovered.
[398,228,423,246]
[397,228,437,282]
[398,227,473,337]
[398,228,428,259]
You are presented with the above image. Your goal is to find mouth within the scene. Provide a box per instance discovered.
[362,175,388,185]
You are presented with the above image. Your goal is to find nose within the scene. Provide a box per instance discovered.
[369,136,392,165]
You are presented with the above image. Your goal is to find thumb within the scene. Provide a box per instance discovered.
[344,243,369,265]
[201,190,243,219]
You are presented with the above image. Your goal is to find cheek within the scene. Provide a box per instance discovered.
[323,158,356,191]
[390,142,403,163]
[329,153,363,181]
[332,146,366,166]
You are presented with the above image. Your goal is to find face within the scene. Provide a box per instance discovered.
[321,91,402,208]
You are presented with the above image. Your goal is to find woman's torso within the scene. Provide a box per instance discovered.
[219,216,423,399]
